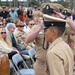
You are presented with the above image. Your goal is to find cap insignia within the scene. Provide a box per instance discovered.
[46,6,49,9]
[45,5,50,10]
[51,23,54,26]
[64,10,67,13]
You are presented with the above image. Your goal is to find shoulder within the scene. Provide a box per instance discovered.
[47,41,71,56]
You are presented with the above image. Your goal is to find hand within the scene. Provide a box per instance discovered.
[54,10,65,19]
[13,49,19,54]
[39,20,44,28]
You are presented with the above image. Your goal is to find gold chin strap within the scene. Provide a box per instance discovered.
[42,34,49,50]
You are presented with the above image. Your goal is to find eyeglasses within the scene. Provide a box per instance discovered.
[1,32,6,34]
[16,25,24,27]
[29,24,34,25]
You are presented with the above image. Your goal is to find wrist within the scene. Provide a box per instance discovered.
[39,25,43,30]
[63,15,68,20]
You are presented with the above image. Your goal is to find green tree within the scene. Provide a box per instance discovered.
[60,0,64,2]
[15,0,18,7]
[12,0,15,7]
[6,0,9,6]
[29,0,39,7]
[44,0,50,2]
[0,0,2,6]
[69,0,74,9]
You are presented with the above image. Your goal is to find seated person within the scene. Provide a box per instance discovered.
[16,21,35,50]
[25,20,35,33]
[6,23,29,55]
[0,27,19,59]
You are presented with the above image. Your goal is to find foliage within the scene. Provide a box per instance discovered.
[0,0,2,6]
[61,2,69,8]
[29,0,39,7]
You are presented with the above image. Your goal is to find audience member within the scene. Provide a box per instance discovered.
[0,28,19,59]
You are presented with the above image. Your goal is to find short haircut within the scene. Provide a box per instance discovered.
[49,26,65,36]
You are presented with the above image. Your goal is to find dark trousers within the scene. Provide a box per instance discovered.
[8,52,17,59]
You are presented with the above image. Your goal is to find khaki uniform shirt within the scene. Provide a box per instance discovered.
[62,23,75,43]
[27,25,47,75]
[28,25,47,62]
[46,37,74,75]
[62,23,70,43]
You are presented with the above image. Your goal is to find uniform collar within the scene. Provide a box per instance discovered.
[49,37,63,50]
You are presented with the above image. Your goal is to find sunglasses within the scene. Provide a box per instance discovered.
[29,24,34,25]
[1,32,6,34]
[17,25,24,27]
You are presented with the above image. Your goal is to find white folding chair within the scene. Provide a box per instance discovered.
[10,60,19,75]
[74,71,75,75]
[12,54,35,75]
[28,48,36,64]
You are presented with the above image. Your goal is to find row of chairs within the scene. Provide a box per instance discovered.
[10,49,36,75]
[11,49,75,75]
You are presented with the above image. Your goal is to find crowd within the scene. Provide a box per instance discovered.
[0,2,75,75]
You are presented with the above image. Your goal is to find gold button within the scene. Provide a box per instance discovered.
[46,6,49,9]
[51,23,54,26]
[64,10,67,13]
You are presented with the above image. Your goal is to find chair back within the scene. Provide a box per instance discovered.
[12,54,35,75]
[10,61,19,75]
[28,48,36,63]
[12,54,29,69]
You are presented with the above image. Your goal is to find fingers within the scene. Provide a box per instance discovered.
[53,10,61,16]
[40,20,44,27]
[53,10,58,14]
[53,10,65,19]
[40,20,44,25]
[13,50,19,54]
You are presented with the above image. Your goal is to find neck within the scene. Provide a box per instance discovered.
[9,31,13,35]
[51,36,59,43]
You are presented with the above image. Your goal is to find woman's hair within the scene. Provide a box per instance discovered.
[0,28,12,47]
[6,23,15,31]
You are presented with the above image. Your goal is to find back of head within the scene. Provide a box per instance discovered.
[2,6,6,9]
[41,2,60,15]
[53,3,64,12]
[62,8,73,17]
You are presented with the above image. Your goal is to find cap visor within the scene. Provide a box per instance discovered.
[43,14,67,22]
[43,26,47,29]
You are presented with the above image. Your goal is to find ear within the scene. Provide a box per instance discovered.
[52,29,57,36]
